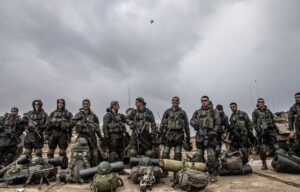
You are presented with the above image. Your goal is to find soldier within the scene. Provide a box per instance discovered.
[229,102,252,164]
[190,96,220,182]
[103,101,127,162]
[288,92,300,155]
[252,98,279,170]
[160,96,190,161]
[0,107,25,165]
[72,99,102,167]
[24,100,48,158]
[46,99,73,167]
[127,97,158,158]
[215,104,229,158]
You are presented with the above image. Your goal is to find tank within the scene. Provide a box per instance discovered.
[273,112,290,150]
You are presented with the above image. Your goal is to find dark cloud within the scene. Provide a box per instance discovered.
[0,0,299,130]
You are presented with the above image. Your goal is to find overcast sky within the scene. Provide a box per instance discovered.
[0,0,299,123]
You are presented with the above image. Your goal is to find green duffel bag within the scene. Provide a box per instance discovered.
[173,168,208,191]
[272,153,300,174]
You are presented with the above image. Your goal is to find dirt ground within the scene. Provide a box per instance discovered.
[1,138,300,192]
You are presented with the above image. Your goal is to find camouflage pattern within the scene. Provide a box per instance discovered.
[160,107,190,160]
[252,106,279,160]
[0,113,24,165]
[72,108,101,166]
[229,110,252,164]
[216,111,229,157]
[103,108,127,162]
[127,107,158,158]
[67,138,90,182]
[190,101,220,175]
[46,104,73,158]
[288,103,300,154]
[24,100,48,158]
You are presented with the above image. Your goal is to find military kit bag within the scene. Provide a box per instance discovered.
[129,165,162,184]
[218,150,252,176]
[91,172,123,192]
[271,149,300,173]
[173,168,208,191]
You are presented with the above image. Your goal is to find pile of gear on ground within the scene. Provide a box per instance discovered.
[0,93,300,191]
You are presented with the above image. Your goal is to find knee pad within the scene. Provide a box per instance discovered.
[35,148,42,157]
[47,148,55,158]
[162,146,171,154]
[195,149,205,162]
[59,149,66,157]
[129,149,137,157]
[207,149,216,163]
[145,150,153,158]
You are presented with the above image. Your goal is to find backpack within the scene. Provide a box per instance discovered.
[219,151,252,176]
[130,166,162,184]
[173,168,208,191]
[91,172,123,192]
[223,156,243,172]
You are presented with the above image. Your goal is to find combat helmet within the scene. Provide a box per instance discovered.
[30,157,44,166]
[97,161,112,174]
[139,156,152,166]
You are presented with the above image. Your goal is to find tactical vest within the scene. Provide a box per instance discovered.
[75,111,98,133]
[135,108,152,132]
[49,110,71,130]
[0,114,20,137]
[106,112,125,133]
[4,114,20,129]
[255,109,273,128]
[231,111,247,133]
[166,109,186,130]
[196,108,215,129]
[293,104,300,122]
[28,110,47,127]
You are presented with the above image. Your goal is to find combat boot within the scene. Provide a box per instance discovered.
[261,159,268,170]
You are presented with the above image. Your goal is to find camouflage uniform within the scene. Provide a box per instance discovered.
[288,103,300,154]
[216,111,229,158]
[229,110,252,164]
[127,107,158,158]
[72,108,101,167]
[252,106,279,161]
[24,100,48,157]
[160,107,190,160]
[46,103,73,159]
[190,102,220,175]
[103,108,127,162]
[0,113,24,165]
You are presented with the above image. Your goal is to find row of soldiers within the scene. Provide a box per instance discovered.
[1,93,300,183]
